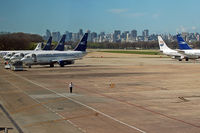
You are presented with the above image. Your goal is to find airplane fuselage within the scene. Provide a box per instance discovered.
[21,50,87,66]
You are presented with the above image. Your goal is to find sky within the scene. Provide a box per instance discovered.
[1,0,200,35]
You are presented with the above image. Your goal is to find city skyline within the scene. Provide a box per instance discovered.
[42,28,200,43]
[1,0,200,35]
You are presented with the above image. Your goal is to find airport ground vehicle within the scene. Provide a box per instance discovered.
[10,61,23,71]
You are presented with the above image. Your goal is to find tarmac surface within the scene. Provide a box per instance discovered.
[1,51,200,133]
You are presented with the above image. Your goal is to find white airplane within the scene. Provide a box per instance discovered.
[158,36,184,61]
[176,34,200,60]
[2,43,42,61]
[5,36,54,62]
[21,33,88,68]
[10,35,66,62]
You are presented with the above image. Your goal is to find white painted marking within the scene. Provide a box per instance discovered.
[7,70,146,133]
[4,70,86,133]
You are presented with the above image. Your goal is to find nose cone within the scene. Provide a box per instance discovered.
[10,57,14,60]
[21,57,30,64]
[21,57,26,62]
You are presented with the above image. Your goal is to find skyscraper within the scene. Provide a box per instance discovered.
[131,30,137,38]
[91,32,97,42]
[142,29,149,37]
[52,32,61,42]
[113,30,121,42]
[65,31,72,41]
[78,29,83,39]
[46,29,51,40]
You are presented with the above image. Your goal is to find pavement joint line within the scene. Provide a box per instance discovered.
[11,97,67,114]
[23,113,98,128]
[4,69,147,133]
[75,85,200,129]
[2,69,86,133]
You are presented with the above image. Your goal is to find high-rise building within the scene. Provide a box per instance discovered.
[182,32,189,42]
[78,29,84,39]
[46,29,51,40]
[121,31,129,40]
[52,32,61,42]
[72,33,79,42]
[65,31,72,41]
[131,30,137,38]
[91,32,97,42]
[142,29,149,37]
[86,30,92,42]
[113,30,121,42]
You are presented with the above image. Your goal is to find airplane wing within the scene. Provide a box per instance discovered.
[52,57,81,63]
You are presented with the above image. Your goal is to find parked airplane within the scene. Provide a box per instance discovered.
[9,36,52,62]
[2,43,42,61]
[158,36,184,61]
[176,34,200,59]
[21,33,88,68]
[10,35,66,62]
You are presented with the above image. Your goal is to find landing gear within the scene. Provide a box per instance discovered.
[185,58,189,61]
[60,64,64,67]
[178,59,182,61]
[50,64,54,67]
[28,65,31,68]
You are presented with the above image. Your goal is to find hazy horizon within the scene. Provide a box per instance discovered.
[1,0,200,35]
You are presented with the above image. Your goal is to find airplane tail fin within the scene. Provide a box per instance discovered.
[43,36,52,50]
[34,43,42,51]
[158,36,172,51]
[74,33,88,51]
[177,34,192,50]
[54,34,66,51]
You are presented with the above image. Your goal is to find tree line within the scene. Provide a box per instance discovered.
[69,40,200,50]
[1,33,200,50]
[0,32,43,50]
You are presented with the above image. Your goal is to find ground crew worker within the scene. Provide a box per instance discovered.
[69,82,73,93]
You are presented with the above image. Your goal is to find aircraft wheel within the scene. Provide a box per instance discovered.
[50,64,54,67]
[60,64,64,67]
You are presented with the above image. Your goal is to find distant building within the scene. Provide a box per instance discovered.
[142,29,149,37]
[72,33,79,42]
[91,32,97,42]
[181,32,189,42]
[78,29,84,39]
[121,31,129,41]
[131,30,137,37]
[113,30,121,42]
[46,29,51,38]
[52,32,61,42]
[65,31,72,41]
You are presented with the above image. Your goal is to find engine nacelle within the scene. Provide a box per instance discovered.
[58,60,75,67]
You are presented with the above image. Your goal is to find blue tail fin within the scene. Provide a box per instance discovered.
[54,34,66,51]
[43,36,52,50]
[74,33,88,51]
[177,34,192,50]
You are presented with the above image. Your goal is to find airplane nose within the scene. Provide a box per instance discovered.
[21,58,25,61]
